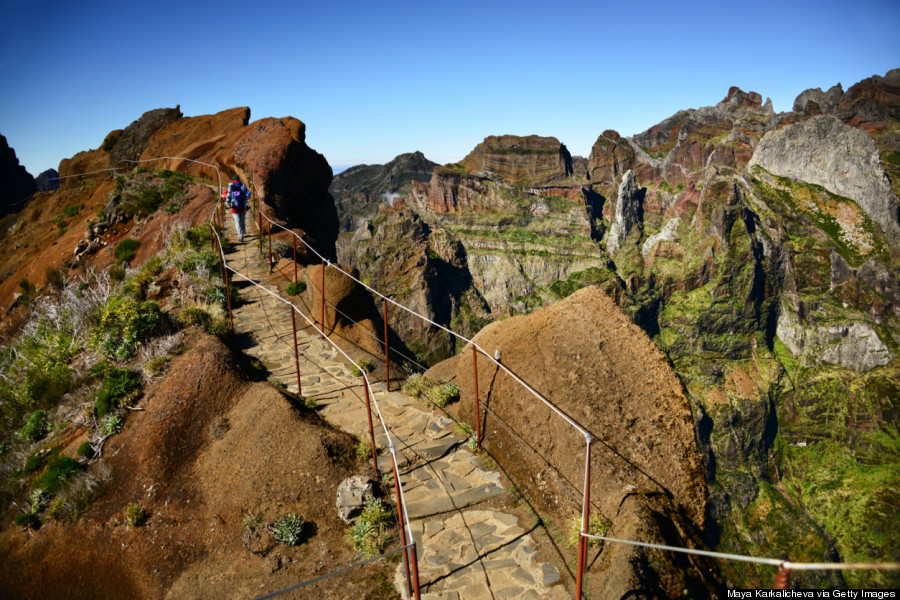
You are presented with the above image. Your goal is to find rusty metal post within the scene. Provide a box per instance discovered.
[216,242,234,332]
[410,541,422,600]
[292,236,298,284]
[575,435,593,599]
[320,262,326,339]
[384,298,390,392]
[291,306,302,397]
[392,457,413,597]
[774,563,792,589]
[473,346,481,449]
[258,205,263,251]
[267,222,273,273]
[363,378,380,479]
[208,222,215,252]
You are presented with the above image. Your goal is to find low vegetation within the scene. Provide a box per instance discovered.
[347,497,394,557]
[0,221,229,529]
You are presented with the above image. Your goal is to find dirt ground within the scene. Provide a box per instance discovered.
[0,330,399,599]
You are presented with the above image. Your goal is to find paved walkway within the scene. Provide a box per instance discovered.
[221,224,570,600]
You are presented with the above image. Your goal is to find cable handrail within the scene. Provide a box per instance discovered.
[208,212,420,596]
[254,203,591,439]
[581,532,900,572]
[38,158,897,594]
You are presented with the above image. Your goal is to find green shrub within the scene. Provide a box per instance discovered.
[177,250,218,274]
[273,513,306,546]
[350,365,363,377]
[402,374,431,399]
[93,363,141,417]
[347,498,393,557]
[303,396,318,410]
[114,239,140,264]
[0,440,7,456]
[23,454,43,475]
[286,280,307,296]
[21,410,49,442]
[123,503,149,527]
[63,204,82,218]
[91,296,163,359]
[567,512,611,548]
[40,455,81,495]
[110,267,126,282]
[14,512,40,528]
[47,497,68,521]
[424,383,458,408]
[99,414,123,437]
[355,439,372,459]
[77,441,93,458]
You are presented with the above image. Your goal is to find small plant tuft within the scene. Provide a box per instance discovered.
[286,280,307,296]
[273,513,305,546]
[114,239,140,264]
[124,503,149,527]
[21,410,49,442]
[347,498,393,557]
[402,374,431,399]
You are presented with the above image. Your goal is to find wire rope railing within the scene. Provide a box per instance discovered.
[208,205,423,599]
[37,158,898,595]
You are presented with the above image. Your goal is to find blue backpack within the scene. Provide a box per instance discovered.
[229,181,247,211]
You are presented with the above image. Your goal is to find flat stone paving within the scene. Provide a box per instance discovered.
[221,225,569,599]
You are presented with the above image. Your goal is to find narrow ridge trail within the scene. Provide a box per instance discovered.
[220,223,570,599]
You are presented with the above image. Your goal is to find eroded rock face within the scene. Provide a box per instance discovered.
[607,170,643,257]
[0,134,36,216]
[109,106,183,167]
[776,304,894,371]
[460,135,573,187]
[793,84,844,116]
[329,152,438,231]
[455,286,708,528]
[749,115,900,247]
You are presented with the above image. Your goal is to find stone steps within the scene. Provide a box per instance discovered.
[221,224,570,600]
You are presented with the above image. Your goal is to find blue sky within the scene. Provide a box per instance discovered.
[1,0,898,176]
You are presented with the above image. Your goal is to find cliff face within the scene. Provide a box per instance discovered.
[0,134,36,218]
[333,71,900,589]
[329,151,438,232]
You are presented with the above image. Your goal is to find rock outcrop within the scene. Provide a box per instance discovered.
[0,134,36,217]
[329,151,438,231]
[455,286,708,527]
[35,169,59,191]
[606,170,643,257]
[459,135,573,187]
[108,106,183,167]
[749,115,900,247]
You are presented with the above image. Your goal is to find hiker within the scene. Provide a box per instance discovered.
[226,175,250,241]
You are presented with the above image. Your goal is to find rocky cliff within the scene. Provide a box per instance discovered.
[0,134,37,218]
[329,151,438,232]
[334,71,900,589]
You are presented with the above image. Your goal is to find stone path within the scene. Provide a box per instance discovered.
[221,223,570,599]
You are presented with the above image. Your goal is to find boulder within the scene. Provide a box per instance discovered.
[455,286,708,528]
[336,475,375,524]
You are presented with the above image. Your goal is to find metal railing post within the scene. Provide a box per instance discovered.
[410,541,422,600]
[473,346,481,449]
[320,262,326,339]
[267,221,273,273]
[363,378,380,479]
[774,563,792,589]
[291,306,302,397]
[392,454,413,597]
[384,298,390,392]
[209,222,215,252]
[576,434,592,599]
[292,236,298,285]
[215,242,234,333]
[258,206,263,252]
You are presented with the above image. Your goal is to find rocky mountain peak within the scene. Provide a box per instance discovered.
[460,134,573,187]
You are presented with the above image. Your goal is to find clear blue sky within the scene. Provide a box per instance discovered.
[2,0,898,176]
